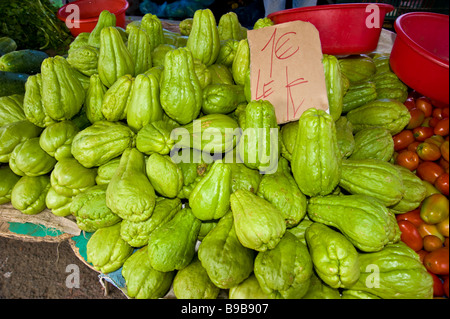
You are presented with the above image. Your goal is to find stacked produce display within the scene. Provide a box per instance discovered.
[0,7,448,299]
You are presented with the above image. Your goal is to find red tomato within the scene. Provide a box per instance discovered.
[429,271,445,297]
[395,150,420,171]
[416,249,429,263]
[435,173,449,197]
[404,97,416,110]
[444,276,449,298]
[398,220,423,251]
[407,108,425,129]
[442,107,449,118]
[416,96,433,117]
[416,161,445,184]
[416,142,441,161]
[407,141,421,153]
[423,247,449,275]
[441,140,449,162]
[434,118,449,136]
[433,107,444,120]
[413,126,434,141]
[396,208,424,228]
[428,117,441,128]
[392,130,415,151]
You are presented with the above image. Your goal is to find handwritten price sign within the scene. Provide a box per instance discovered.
[248,20,329,124]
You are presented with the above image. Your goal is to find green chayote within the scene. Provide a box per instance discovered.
[302,273,341,299]
[39,120,79,160]
[11,175,51,215]
[0,165,21,205]
[9,137,56,176]
[146,153,183,199]
[95,157,121,185]
[45,187,73,217]
[0,94,26,126]
[50,158,97,197]
[0,120,42,163]
[229,274,272,299]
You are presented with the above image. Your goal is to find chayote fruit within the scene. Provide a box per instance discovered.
[254,232,313,299]
[71,121,135,168]
[101,74,134,122]
[229,274,272,299]
[23,74,56,128]
[0,165,20,205]
[87,10,117,48]
[208,63,234,85]
[120,197,181,247]
[193,58,212,89]
[136,120,177,156]
[146,153,183,198]
[302,273,342,299]
[346,242,433,299]
[229,162,261,194]
[305,222,360,289]
[66,45,99,77]
[287,217,313,246]
[50,158,97,197]
[122,246,174,299]
[140,13,164,52]
[173,255,220,299]
[230,189,286,252]
[390,165,427,214]
[106,148,156,222]
[257,157,307,228]
[0,120,42,163]
[126,26,152,76]
[86,222,133,273]
[11,175,51,215]
[95,157,121,185]
[147,208,201,272]
[189,159,231,221]
[231,39,250,86]
[45,187,72,217]
[71,184,121,232]
[9,137,56,177]
[0,94,25,127]
[198,212,254,289]
[341,290,381,299]
[279,120,298,162]
[175,148,210,199]
[335,116,355,159]
[152,44,175,67]
[85,74,107,124]
[218,11,243,41]
[39,120,79,161]
[197,220,217,241]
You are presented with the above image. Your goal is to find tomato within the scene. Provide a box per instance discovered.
[392,130,415,151]
[416,142,441,161]
[440,140,449,162]
[423,247,449,275]
[416,249,429,263]
[446,237,449,248]
[423,235,444,252]
[404,97,416,110]
[440,158,449,174]
[437,217,449,237]
[424,135,445,147]
[395,150,420,171]
[433,107,444,120]
[396,208,424,228]
[442,107,449,118]
[406,108,425,129]
[444,276,449,298]
[434,117,449,136]
[415,96,433,117]
[418,223,446,242]
[435,173,449,197]
[428,271,445,297]
[420,193,449,224]
[413,126,434,141]
[416,161,445,184]
[397,220,423,251]
[407,141,421,153]
[428,117,441,128]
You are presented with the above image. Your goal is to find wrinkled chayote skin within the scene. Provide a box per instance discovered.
[39,120,79,161]
[86,222,133,274]
[335,116,355,159]
[175,148,210,199]
[173,255,220,299]
[257,157,307,228]
[70,184,122,232]
[95,157,121,185]
[346,242,433,299]
[198,212,254,289]
[136,120,177,156]
[189,159,231,221]
[254,232,313,299]
[101,74,134,122]
[85,74,107,124]
[390,165,427,214]
[230,189,286,252]
[0,165,20,204]
[9,137,56,177]
[0,94,26,126]
[0,120,43,163]
[147,208,201,272]
[302,273,342,299]
[341,290,381,299]
[305,222,360,289]
[11,175,51,215]
[229,274,272,299]
[287,217,313,246]
[120,197,182,248]
[45,187,72,217]
[122,246,174,299]
[106,148,156,222]
[146,153,183,199]
[279,120,298,162]
[229,162,261,194]
[50,158,97,197]
[22,73,55,128]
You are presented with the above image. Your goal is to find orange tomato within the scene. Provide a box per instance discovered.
[416,249,429,263]
[436,217,449,237]
[392,130,415,151]
[416,161,445,184]
[441,140,449,162]
[407,108,425,129]
[416,142,441,161]
[413,126,434,141]
[423,235,444,252]
[395,150,420,171]
[398,220,423,251]
[434,118,449,136]
[435,173,449,197]
[423,247,449,275]
[418,223,445,242]
[415,96,433,117]
[396,208,424,228]
[424,135,445,147]
[407,141,421,153]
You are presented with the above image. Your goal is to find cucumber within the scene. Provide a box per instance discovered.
[0,49,49,74]
[0,71,29,97]
[0,37,17,56]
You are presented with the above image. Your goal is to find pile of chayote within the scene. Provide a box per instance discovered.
[0,9,433,299]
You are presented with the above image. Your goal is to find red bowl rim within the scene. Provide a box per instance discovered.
[394,12,449,69]
[57,0,129,23]
[267,3,395,20]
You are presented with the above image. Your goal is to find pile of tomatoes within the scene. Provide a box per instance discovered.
[393,92,449,298]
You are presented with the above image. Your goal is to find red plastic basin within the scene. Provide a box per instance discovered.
[390,12,449,106]
[57,0,129,37]
[267,3,394,55]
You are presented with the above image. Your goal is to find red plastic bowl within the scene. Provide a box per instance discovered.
[267,3,394,55]
[57,0,129,37]
[390,12,449,106]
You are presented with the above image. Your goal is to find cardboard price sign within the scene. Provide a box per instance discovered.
[248,20,329,124]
